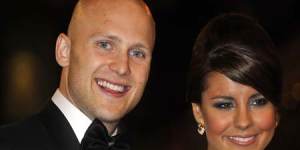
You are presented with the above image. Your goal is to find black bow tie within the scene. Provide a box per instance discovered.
[80,119,130,150]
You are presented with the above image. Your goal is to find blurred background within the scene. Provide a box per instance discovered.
[0,0,299,149]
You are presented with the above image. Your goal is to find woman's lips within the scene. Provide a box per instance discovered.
[226,135,257,146]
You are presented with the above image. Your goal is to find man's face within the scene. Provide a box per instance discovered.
[56,0,155,126]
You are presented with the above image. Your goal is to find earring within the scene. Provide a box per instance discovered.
[197,123,205,135]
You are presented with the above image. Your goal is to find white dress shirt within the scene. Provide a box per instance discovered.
[51,89,92,143]
[51,89,118,143]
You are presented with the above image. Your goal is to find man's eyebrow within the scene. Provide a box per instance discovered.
[131,43,150,50]
[91,33,152,50]
[96,35,122,44]
[90,33,122,43]
[104,35,122,43]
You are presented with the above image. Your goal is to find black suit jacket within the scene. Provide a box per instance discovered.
[0,101,80,150]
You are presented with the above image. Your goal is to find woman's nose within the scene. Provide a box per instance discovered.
[234,107,253,130]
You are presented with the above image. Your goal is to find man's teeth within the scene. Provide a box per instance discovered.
[228,136,255,142]
[97,80,125,92]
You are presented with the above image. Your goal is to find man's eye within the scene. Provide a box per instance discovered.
[250,98,268,106]
[213,102,234,109]
[97,41,112,50]
[129,49,145,58]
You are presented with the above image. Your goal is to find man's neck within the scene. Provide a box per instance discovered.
[102,121,118,136]
[56,88,119,136]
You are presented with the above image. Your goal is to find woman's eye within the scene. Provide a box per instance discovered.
[250,98,268,106]
[213,102,234,109]
[97,41,112,50]
[129,49,145,58]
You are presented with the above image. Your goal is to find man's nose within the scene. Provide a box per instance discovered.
[234,106,253,130]
[109,52,130,76]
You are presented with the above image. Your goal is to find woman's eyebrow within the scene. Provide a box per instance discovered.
[210,96,234,101]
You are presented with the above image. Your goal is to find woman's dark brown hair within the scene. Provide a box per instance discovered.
[187,13,282,107]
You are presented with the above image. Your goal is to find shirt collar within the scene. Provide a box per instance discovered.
[51,89,119,142]
[52,89,92,142]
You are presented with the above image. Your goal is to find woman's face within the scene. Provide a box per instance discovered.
[192,72,278,150]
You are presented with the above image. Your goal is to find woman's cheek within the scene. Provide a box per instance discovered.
[253,108,277,130]
[205,110,232,134]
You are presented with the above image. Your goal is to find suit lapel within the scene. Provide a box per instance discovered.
[37,101,80,150]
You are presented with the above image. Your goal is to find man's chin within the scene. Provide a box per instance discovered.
[95,112,124,124]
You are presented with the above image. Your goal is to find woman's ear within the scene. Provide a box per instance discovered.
[55,33,71,67]
[192,103,204,124]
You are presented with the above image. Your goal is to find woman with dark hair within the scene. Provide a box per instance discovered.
[187,13,282,150]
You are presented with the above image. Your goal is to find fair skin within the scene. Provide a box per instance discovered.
[192,72,278,150]
[55,0,155,134]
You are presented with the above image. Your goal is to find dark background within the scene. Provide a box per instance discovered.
[1,0,300,149]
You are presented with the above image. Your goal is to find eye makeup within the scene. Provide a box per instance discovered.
[212,96,235,110]
[249,94,269,107]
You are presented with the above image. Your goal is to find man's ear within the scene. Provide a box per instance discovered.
[55,33,71,67]
[192,103,204,124]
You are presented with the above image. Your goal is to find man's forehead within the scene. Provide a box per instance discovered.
[77,0,145,12]
[71,0,151,23]
[68,0,155,46]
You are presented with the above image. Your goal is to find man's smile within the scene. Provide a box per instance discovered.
[96,78,130,97]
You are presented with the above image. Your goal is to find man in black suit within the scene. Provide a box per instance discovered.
[0,0,156,149]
